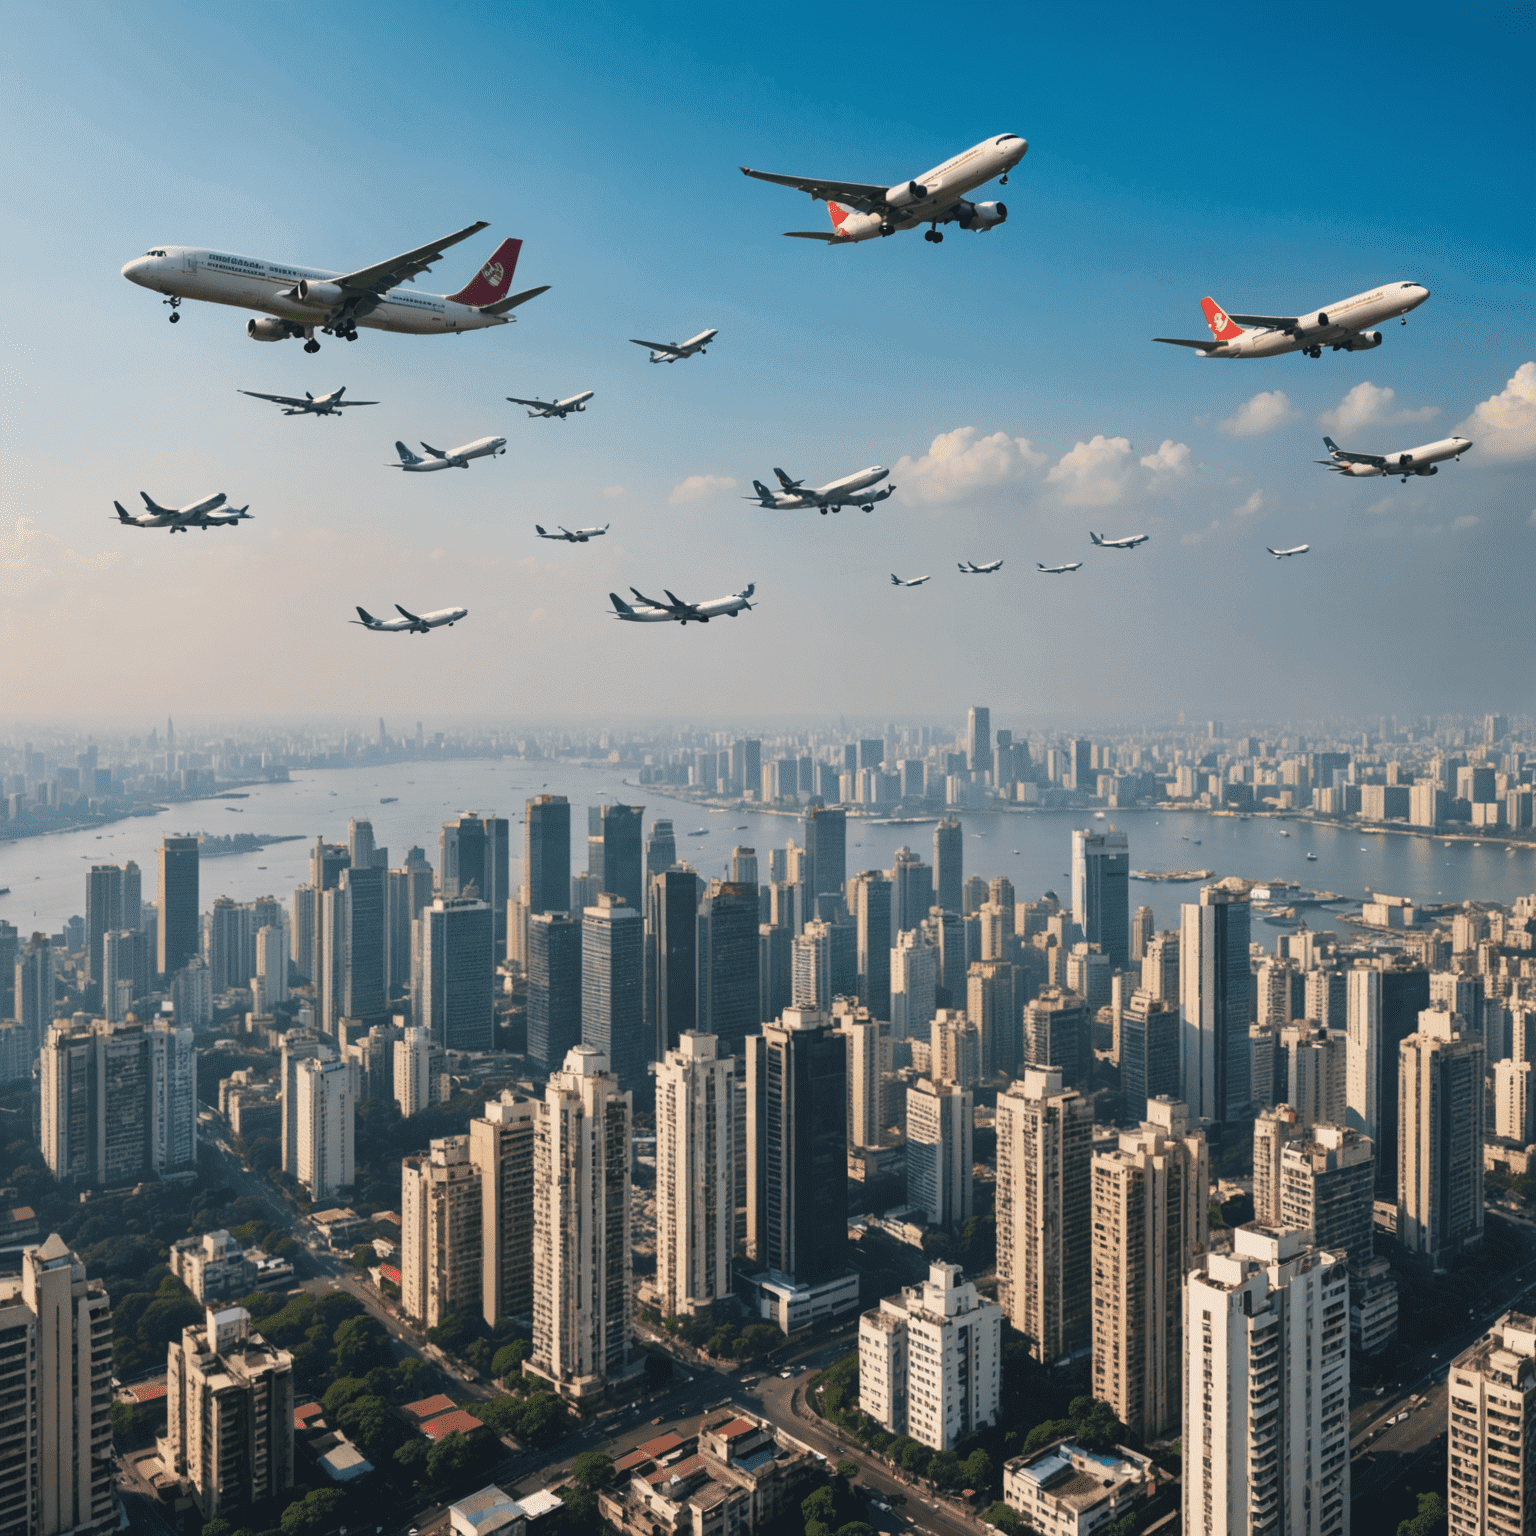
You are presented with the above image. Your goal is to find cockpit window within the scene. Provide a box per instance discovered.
[1400,281,1419,287]
[147,249,166,257]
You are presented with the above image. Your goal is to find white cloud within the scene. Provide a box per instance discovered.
[1234,489,1265,518]
[1366,497,1395,515]
[1320,381,1440,435]
[1219,390,1299,436]
[1452,515,1478,530]
[892,427,1046,505]
[602,484,625,499]
[1046,435,1134,506]
[1181,520,1222,546]
[1140,439,1191,477]
[669,474,737,504]
[1454,362,1536,461]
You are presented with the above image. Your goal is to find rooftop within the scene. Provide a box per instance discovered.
[421,1408,486,1441]
[403,1393,459,1419]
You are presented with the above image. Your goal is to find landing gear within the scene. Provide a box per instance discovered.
[924,228,944,243]
[1000,174,1009,185]
[820,508,829,516]
[164,296,182,323]
[879,222,894,237]
[304,339,321,354]
[1307,346,1322,358]
[1401,316,1407,325]
[344,327,358,341]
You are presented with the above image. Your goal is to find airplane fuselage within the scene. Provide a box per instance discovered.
[756,466,890,510]
[1195,283,1429,358]
[1323,436,1473,477]
[122,246,508,337]
[614,591,753,623]
[358,606,468,632]
[396,437,506,471]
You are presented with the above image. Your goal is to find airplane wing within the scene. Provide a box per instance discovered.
[628,587,670,611]
[740,166,890,213]
[331,222,490,304]
[1153,337,1220,350]
[394,604,422,622]
[238,390,307,407]
[1328,449,1386,466]
[506,397,553,410]
[1228,312,1298,329]
[630,339,682,353]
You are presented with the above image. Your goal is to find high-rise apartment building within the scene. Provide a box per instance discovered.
[279,1032,332,1174]
[293,1054,355,1200]
[254,921,288,1010]
[644,818,676,888]
[529,1046,635,1401]
[891,847,934,935]
[996,1067,1092,1363]
[654,1034,735,1318]
[759,922,792,1024]
[802,804,847,907]
[933,817,963,913]
[469,1092,536,1327]
[401,1136,483,1328]
[792,920,833,1012]
[1446,1311,1536,1533]
[0,1234,115,1536]
[582,893,644,1092]
[836,1002,891,1151]
[290,884,319,985]
[891,929,938,1041]
[1399,1005,1485,1269]
[1180,885,1252,1124]
[648,865,699,1059]
[1023,987,1092,1093]
[1253,1104,1301,1228]
[525,795,571,914]
[967,707,992,778]
[14,932,53,1057]
[849,871,894,1021]
[967,959,1017,1078]
[906,1077,973,1231]
[1279,1124,1375,1276]
[589,803,644,915]
[165,1304,295,1516]
[1071,828,1130,970]
[103,927,153,1023]
[527,911,582,1073]
[1141,930,1179,1003]
[1495,1059,1535,1144]
[697,880,759,1052]
[416,896,494,1051]
[393,1025,436,1116]
[1286,1022,1348,1128]
[1131,905,1154,962]
[931,1009,981,1089]
[84,863,127,988]
[1091,1098,1208,1440]
[1120,988,1180,1123]
[1183,1225,1350,1536]
[158,834,201,976]
[1346,958,1430,1196]
[321,863,387,1029]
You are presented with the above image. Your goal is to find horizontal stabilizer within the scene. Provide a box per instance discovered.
[782,231,844,243]
[481,284,551,317]
[1153,337,1220,350]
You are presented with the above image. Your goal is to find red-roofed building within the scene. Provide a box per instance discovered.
[403,1394,459,1420]
[612,1449,652,1476]
[380,1264,402,1288]
[421,1409,486,1442]
[375,1210,402,1228]
[636,1431,685,1460]
[124,1382,168,1405]
[294,1403,326,1430]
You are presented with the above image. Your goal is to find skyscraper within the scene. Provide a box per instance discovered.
[84,863,126,989]
[1446,1312,1536,1534]
[967,959,1017,1077]
[1345,958,1430,1196]
[15,933,54,1056]
[470,1091,537,1327]
[933,817,963,913]
[439,811,487,900]
[730,846,759,884]
[582,892,644,1092]
[0,1234,115,1536]
[967,706,992,778]
[527,911,582,1073]
[654,1033,736,1317]
[649,866,699,1061]
[1184,1226,1350,1536]
[328,863,387,1026]
[1130,904,1154,962]
[802,804,847,907]
[759,923,791,1023]
[697,880,759,1052]
[1119,988,1181,1123]
[591,803,645,915]
[525,794,572,914]
[836,1000,891,1151]
[1023,987,1093,1093]
[1141,930,1179,1002]
[849,870,893,1020]
[890,847,934,934]
[644,818,676,889]
[1285,1022,1347,1128]
[1278,1125,1375,1277]
[157,834,201,976]
[792,920,833,1011]
[294,1054,355,1200]
[996,1068,1092,1363]
[1071,827,1130,971]
[416,896,495,1051]
[1180,885,1252,1125]
[388,847,434,988]
[891,928,938,1041]
[393,1026,435,1117]
[401,1136,483,1327]
[906,1077,973,1231]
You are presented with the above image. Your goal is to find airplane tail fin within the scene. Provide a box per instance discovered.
[446,237,522,306]
[535,524,548,536]
[1323,436,1340,452]
[480,284,549,317]
[394,441,422,465]
[609,592,634,616]
[827,200,853,233]
[1200,296,1245,342]
[891,574,901,585]
[742,583,755,599]
[772,467,803,490]
[1089,532,1103,545]
[355,606,377,625]
[113,501,134,523]
[752,480,774,500]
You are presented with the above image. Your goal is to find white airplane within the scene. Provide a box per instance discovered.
[1266,545,1311,559]
[1317,434,1473,481]
[1037,561,1082,574]
[350,603,467,634]
[958,559,1003,574]
[890,573,930,587]
[609,584,756,624]
[1090,531,1149,549]
[113,491,252,533]
[121,226,548,352]
[392,437,505,471]
[238,385,377,416]
[630,329,717,363]
[1154,284,1430,359]
[746,466,894,514]
[741,133,1027,245]
[536,523,609,543]
[507,390,594,419]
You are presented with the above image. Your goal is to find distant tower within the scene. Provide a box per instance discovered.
[802,804,847,907]
[697,880,759,1052]
[1071,827,1131,970]
[1180,885,1252,1125]
[527,912,582,1073]
[967,707,992,779]
[581,893,644,1092]
[525,795,572,915]
[592,803,645,915]
[849,871,893,1020]
[933,817,963,913]
[648,867,699,1061]
[157,835,201,977]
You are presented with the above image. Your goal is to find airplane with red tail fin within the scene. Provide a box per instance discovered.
[1154,283,1430,359]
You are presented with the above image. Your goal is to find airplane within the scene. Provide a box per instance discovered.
[890,573,930,587]
[238,385,377,416]
[113,491,252,533]
[392,437,506,471]
[1090,532,1149,549]
[609,583,756,624]
[745,466,894,514]
[350,603,468,634]
[740,133,1027,245]
[630,329,717,363]
[121,225,549,352]
[958,559,1003,574]
[1316,434,1473,481]
[536,523,609,543]
[1153,283,1430,359]
[506,390,595,419]
[1266,545,1311,559]
[1037,561,1082,574]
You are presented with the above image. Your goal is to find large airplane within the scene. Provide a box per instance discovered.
[958,559,1003,574]
[113,491,251,533]
[741,134,1027,245]
[746,466,894,514]
[392,437,506,471]
[890,573,930,587]
[1154,283,1430,359]
[536,523,609,543]
[630,330,717,363]
[1317,434,1473,480]
[238,385,376,416]
[121,225,548,352]
[507,391,594,419]
[1037,561,1082,574]
[1090,531,1149,549]
[1266,545,1311,559]
[350,603,467,634]
[609,584,755,624]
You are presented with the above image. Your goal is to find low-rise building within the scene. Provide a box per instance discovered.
[1003,1439,1154,1535]
[169,1230,253,1303]
[1350,1256,1400,1355]
[450,1484,527,1536]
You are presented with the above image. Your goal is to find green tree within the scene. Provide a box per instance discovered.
[1397,1492,1448,1536]
[333,1314,393,1376]
[321,1376,368,1416]
[835,1459,859,1481]
[572,1452,614,1492]
[351,1244,374,1270]
[962,1448,994,1490]
[928,1450,961,1489]
[835,1524,876,1536]
[897,1439,931,1479]
[491,1340,526,1379]
[279,1489,344,1536]
[394,1439,427,1477]
[336,1395,396,1453]
[801,1486,837,1526]
[983,1503,1022,1534]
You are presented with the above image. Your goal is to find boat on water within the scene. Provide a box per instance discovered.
[686,829,709,837]
[380,796,398,804]
[1279,831,1290,837]
[1306,852,1318,861]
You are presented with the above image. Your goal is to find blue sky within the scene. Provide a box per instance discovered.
[3,0,1532,727]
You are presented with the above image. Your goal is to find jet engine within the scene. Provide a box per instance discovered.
[884,180,929,208]
[296,279,345,307]
[1340,331,1383,351]
[246,317,293,341]
[955,199,1008,230]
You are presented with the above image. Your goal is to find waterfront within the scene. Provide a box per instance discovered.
[2,759,1532,935]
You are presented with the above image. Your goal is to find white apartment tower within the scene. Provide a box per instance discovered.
[393,1025,434,1117]
[401,1136,483,1328]
[906,1077,973,1232]
[530,1045,635,1400]
[654,1033,736,1318]
[469,1092,537,1328]
[995,1067,1092,1363]
[890,928,938,1041]
[1447,1310,1536,1533]
[1184,1225,1351,1536]
[293,1054,355,1200]
[1090,1098,1209,1441]
[836,1001,891,1151]
[1495,1059,1535,1144]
